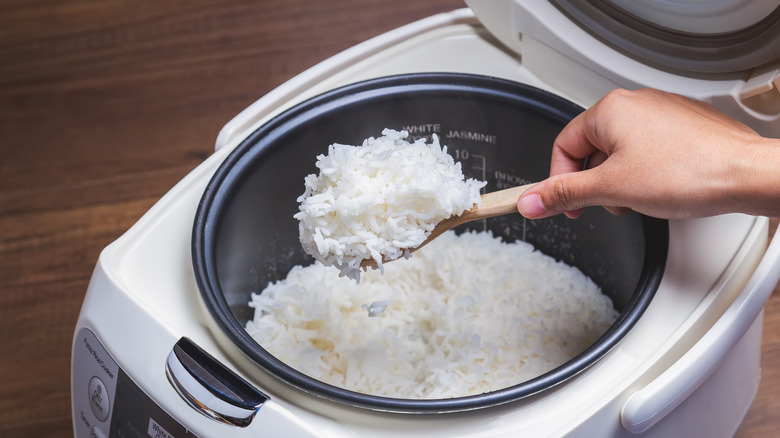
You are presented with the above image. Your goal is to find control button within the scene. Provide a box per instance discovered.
[88,376,110,422]
[89,425,108,438]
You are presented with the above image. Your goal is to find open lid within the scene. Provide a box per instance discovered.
[471,0,780,75]
[550,0,780,75]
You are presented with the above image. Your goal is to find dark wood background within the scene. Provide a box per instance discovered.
[1,0,777,436]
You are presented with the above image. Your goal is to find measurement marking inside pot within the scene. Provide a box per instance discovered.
[473,154,488,232]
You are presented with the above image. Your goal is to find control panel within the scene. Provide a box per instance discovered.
[72,328,197,438]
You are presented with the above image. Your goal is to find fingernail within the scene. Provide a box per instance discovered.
[518,193,547,218]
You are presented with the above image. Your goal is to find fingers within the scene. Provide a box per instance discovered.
[585,150,608,170]
[519,103,612,219]
[517,170,603,219]
[604,206,633,216]
[549,112,600,177]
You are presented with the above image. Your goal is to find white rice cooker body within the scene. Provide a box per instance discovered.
[72,2,780,438]
[207,1,780,435]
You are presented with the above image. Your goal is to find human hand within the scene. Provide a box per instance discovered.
[517,88,780,220]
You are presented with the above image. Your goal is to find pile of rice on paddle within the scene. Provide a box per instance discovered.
[294,129,486,282]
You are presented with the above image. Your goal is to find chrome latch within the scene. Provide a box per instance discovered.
[165,337,268,427]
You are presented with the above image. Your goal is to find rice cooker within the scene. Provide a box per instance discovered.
[71,1,780,437]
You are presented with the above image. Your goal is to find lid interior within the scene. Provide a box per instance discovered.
[551,0,780,73]
[550,0,780,74]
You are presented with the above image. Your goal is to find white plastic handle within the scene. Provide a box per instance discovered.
[621,224,780,434]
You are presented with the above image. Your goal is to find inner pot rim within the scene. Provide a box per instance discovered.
[192,72,669,414]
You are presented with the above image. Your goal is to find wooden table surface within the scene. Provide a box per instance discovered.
[1,0,778,436]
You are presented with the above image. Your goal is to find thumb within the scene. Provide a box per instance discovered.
[517,171,601,219]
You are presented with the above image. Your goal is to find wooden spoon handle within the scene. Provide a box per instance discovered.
[418,183,535,251]
[361,183,535,267]
[468,183,535,220]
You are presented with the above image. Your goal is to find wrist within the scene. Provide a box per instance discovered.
[729,136,780,217]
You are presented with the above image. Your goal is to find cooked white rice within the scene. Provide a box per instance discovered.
[246,230,619,399]
[294,129,486,282]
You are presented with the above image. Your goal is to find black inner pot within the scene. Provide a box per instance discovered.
[192,73,668,413]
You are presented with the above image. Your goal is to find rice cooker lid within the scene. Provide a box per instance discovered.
[487,0,780,75]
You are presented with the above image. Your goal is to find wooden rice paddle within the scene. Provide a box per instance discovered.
[360,183,534,268]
